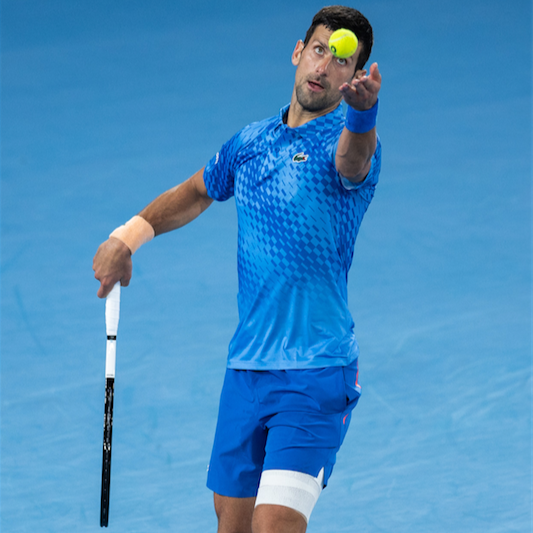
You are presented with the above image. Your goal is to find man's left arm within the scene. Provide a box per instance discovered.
[335,63,382,183]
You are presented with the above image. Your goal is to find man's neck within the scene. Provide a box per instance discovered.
[286,92,340,128]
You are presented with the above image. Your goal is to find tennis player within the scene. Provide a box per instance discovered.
[93,5,381,532]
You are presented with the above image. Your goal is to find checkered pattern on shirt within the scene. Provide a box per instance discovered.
[203,104,381,369]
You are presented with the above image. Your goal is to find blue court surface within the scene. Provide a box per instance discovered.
[1,1,532,532]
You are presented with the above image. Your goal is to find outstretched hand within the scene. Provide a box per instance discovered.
[339,62,381,111]
[93,237,132,298]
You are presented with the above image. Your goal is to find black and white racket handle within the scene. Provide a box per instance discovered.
[105,282,121,378]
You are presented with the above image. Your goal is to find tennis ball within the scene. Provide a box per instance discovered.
[328,29,358,59]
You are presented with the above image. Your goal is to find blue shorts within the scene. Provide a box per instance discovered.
[206,360,361,498]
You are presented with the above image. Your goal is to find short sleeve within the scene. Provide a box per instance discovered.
[203,132,241,201]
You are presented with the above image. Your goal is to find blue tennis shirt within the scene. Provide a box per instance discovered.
[203,104,381,369]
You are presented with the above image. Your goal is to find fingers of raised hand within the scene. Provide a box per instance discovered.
[340,81,373,108]
[369,62,381,83]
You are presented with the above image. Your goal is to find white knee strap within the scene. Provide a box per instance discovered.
[255,468,324,523]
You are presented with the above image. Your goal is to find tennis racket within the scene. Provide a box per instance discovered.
[100,282,121,527]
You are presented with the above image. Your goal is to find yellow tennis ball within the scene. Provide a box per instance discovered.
[328,28,358,59]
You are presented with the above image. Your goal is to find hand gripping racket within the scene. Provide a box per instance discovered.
[100,282,120,527]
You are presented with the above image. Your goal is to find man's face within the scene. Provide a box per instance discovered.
[292,25,364,114]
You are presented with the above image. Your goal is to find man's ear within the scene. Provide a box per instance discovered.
[291,40,305,66]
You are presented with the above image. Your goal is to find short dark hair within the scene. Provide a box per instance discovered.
[303,5,373,71]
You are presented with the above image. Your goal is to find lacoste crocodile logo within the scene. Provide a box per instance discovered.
[292,152,309,163]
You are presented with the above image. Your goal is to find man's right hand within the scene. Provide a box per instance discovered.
[93,237,133,298]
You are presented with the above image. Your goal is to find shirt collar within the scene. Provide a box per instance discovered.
[277,103,344,135]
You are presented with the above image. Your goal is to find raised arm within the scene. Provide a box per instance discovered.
[93,167,213,298]
[335,62,381,183]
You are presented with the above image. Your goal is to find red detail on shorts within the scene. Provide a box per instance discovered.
[343,414,348,425]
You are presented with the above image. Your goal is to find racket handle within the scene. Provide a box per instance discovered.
[105,282,121,335]
[105,282,121,378]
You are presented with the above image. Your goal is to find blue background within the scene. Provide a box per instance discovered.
[2,1,531,531]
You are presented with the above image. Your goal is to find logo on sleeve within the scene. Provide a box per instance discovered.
[292,152,309,163]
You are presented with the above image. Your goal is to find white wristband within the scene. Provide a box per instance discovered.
[109,215,155,254]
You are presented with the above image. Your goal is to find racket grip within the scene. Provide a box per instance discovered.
[105,282,121,336]
[105,282,121,378]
